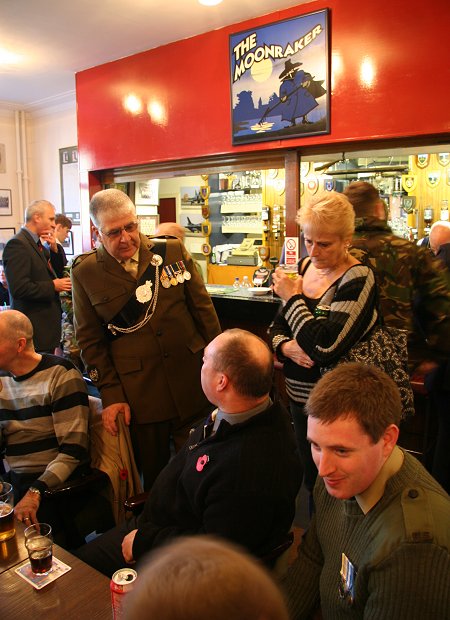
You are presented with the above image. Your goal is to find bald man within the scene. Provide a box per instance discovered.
[3,200,71,352]
[76,329,301,577]
[154,221,204,280]
[0,310,89,539]
[430,220,450,268]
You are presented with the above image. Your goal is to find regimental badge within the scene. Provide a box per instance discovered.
[201,221,212,237]
[416,154,429,169]
[401,196,416,213]
[258,246,270,261]
[401,174,417,193]
[307,176,319,194]
[201,243,211,256]
[151,254,163,267]
[201,205,210,219]
[135,280,153,303]
[88,367,99,383]
[200,186,210,202]
[324,178,335,191]
[438,152,450,167]
[426,170,441,189]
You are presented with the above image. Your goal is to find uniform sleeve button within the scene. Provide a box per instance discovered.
[408,489,419,499]
[156,330,162,336]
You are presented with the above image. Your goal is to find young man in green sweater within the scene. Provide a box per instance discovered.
[284,362,450,619]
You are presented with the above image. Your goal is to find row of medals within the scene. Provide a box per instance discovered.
[160,260,191,288]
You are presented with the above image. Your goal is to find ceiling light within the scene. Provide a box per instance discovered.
[198,0,223,6]
[0,48,21,66]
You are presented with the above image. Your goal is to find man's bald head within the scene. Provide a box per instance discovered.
[429,221,450,255]
[155,222,186,242]
[0,310,34,348]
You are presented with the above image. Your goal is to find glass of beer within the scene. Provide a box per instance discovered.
[24,523,53,575]
[0,482,15,541]
[279,264,298,280]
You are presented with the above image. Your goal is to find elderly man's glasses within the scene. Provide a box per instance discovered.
[100,221,139,239]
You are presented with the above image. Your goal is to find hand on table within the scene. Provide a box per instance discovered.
[14,490,41,525]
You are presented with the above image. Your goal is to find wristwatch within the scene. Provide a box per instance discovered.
[28,486,42,497]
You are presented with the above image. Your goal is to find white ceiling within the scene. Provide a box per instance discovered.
[0,0,307,109]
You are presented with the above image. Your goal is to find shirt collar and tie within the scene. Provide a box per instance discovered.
[118,250,140,278]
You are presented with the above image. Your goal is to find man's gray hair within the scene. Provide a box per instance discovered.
[25,200,54,223]
[89,189,136,227]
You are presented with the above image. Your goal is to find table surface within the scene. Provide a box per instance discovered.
[0,520,112,619]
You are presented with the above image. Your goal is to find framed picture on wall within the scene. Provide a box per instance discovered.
[135,180,159,206]
[230,8,330,145]
[61,230,74,256]
[139,215,159,235]
[0,228,16,260]
[180,213,203,236]
[0,190,12,216]
[180,186,204,208]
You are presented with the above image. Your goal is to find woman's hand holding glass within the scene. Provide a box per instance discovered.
[272,267,303,301]
[280,339,315,368]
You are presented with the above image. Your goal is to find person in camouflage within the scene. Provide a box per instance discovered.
[344,181,450,370]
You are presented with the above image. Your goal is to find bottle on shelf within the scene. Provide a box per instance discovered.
[241,275,251,288]
[232,277,240,289]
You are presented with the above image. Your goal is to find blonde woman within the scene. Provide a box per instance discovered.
[269,191,378,504]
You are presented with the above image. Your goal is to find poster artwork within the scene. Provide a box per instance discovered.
[230,9,329,145]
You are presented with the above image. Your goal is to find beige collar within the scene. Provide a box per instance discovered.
[355,445,404,514]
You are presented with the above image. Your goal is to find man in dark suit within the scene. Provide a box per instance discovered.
[43,213,73,276]
[3,200,72,353]
[71,188,221,490]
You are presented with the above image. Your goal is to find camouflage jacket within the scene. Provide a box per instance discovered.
[351,216,450,365]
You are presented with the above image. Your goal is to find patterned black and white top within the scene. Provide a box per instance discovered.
[269,263,378,404]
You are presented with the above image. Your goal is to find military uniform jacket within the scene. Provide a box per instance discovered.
[3,228,63,351]
[71,234,221,424]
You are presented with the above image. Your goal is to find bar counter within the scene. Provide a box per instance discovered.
[206,284,281,339]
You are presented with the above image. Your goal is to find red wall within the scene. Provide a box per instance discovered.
[76,0,450,173]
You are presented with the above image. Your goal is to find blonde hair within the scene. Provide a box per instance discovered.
[297,191,355,239]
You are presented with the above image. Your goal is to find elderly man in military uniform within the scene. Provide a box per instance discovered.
[71,189,221,489]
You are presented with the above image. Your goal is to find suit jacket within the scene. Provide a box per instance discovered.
[3,228,63,351]
[72,234,221,424]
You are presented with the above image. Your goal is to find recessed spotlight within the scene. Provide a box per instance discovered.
[198,0,223,6]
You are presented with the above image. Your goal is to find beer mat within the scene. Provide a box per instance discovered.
[15,557,72,589]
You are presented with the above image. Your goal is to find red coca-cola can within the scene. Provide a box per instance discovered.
[111,568,137,619]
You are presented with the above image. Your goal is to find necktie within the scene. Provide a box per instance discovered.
[121,258,138,278]
[38,240,56,277]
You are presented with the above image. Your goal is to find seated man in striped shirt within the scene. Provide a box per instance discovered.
[0,310,90,543]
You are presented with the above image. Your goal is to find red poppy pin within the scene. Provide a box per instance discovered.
[196,455,209,472]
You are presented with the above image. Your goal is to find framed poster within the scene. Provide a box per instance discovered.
[180,186,204,208]
[135,180,159,206]
[139,215,159,235]
[0,190,12,216]
[61,230,74,256]
[180,213,203,236]
[0,228,15,260]
[230,9,329,145]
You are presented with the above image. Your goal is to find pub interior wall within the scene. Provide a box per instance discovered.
[76,0,450,174]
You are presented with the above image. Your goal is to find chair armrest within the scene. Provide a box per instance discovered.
[44,468,109,498]
[124,492,149,515]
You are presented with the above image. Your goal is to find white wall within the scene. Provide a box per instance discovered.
[0,101,82,256]
[0,109,22,235]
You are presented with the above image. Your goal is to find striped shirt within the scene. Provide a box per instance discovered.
[0,354,89,490]
[269,264,378,404]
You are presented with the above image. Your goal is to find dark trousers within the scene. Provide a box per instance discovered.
[289,400,318,512]
[75,515,140,577]
[426,362,450,494]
